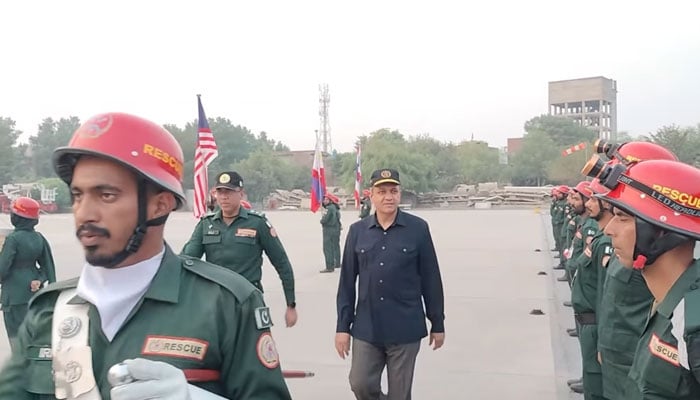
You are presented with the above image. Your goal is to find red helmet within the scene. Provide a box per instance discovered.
[557,185,570,194]
[52,113,186,209]
[601,160,700,240]
[11,197,40,219]
[583,141,678,196]
[241,200,252,209]
[572,181,593,198]
[362,189,371,197]
[325,193,340,204]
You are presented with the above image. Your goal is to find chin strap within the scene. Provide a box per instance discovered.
[103,181,169,268]
[632,218,690,270]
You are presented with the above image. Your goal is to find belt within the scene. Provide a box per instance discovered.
[575,312,596,325]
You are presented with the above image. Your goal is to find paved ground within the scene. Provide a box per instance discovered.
[0,208,587,399]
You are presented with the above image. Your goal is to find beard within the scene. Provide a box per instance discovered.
[77,224,121,267]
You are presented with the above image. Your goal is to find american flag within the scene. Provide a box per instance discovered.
[353,144,362,208]
[193,95,218,218]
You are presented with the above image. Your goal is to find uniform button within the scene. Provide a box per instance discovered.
[379,280,383,283]
[691,284,699,290]
[380,297,384,301]
[383,232,387,235]
[402,248,407,252]
[382,246,386,250]
[184,260,194,266]
[379,262,384,266]
[361,249,365,253]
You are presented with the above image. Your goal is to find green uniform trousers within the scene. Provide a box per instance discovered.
[2,304,27,353]
[323,228,341,269]
[599,351,640,400]
[579,324,606,400]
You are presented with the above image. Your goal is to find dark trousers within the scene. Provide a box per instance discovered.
[349,338,420,400]
[578,324,607,400]
[3,304,28,354]
[323,229,341,269]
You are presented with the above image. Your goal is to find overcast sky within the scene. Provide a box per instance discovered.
[1,0,699,153]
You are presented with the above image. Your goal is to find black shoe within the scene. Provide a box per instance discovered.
[557,275,568,282]
[568,329,578,337]
[319,268,334,273]
[553,264,565,270]
[567,377,582,386]
[570,382,584,393]
[563,300,572,307]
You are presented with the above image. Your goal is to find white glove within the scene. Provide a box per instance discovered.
[110,358,191,400]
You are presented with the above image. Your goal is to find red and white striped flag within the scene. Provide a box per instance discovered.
[562,142,587,157]
[193,95,218,218]
[353,144,362,208]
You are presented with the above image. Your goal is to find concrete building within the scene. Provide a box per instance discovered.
[548,76,617,141]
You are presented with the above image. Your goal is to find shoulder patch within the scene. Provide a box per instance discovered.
[256,332,280,369]
[180,256,258,303]
[28,277,80,307]
[248,210,266,218]
[254,307,273,329]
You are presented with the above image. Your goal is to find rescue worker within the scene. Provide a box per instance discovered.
[570,179,614,400]
[597,159,700,398]
[0,112,292,399]
[359,189,372,219]
[551,186,569,269]
[320,194,342,273]
[0,197,56,353]
[335,168,445,400]
[582,140,678,399]
[182,171,298,327]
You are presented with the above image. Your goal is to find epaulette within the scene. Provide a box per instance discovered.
[684,281,700,335]
[247,209,267,219]
[28,277,80,307]
[180,256,258,303]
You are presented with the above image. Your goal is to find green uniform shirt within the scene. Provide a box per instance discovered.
[572,231,611,314]
[359,198,371,219]
[568,218,599,272]
[0,246,291,399]
[598,257,654,365]
[0,224,56,306]
[628,260,700,399]
[321,203,341,230]
[182,208,295,306]
[562,212,578,252]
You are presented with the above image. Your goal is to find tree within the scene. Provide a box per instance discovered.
[524,115,597,147]
[232,149,307,203]
[29,117,81,178]
[453,140,500,185]
[644,124,700,165]
[510,130,558,186]
[0,117,21,185]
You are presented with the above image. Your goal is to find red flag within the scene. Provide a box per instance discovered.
[193,95,218,218]
[310,140,326,213]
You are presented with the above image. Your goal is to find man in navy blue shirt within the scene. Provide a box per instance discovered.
[335,168,445,400]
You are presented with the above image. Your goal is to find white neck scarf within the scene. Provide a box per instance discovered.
[76,247,165,341]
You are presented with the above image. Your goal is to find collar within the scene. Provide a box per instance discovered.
[656,260,700,318]
[212,207,249,221]
[70,244,181,305]
[368,208,407,229]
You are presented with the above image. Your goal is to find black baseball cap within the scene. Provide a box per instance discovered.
[370,168,400,186]
[214,171,244,190]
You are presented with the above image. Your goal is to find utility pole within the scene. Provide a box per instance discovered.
[318,84,331,154]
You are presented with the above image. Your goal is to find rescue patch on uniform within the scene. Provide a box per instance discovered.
[586,236,594,245]
[26,345,52,360]
[236,228,257,238]
[141,336,209,361]
[265,220,278,237]
[256,332,280,369]
[586,229,596,237]
[648,333,680,366]
[254,307,273,329]
[575,231,583,239]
